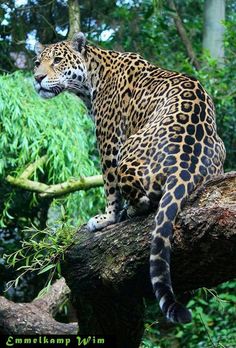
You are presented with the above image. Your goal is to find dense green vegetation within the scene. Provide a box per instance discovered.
[143,284,236,347]
[0,71,105,301]
[0,0,235,346]
[0,71,104,228]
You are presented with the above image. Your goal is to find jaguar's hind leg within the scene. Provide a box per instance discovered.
[127,196,151,217]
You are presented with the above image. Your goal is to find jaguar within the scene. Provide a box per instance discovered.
[34,32,225,323]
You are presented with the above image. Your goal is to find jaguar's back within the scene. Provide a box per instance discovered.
[34,33,225,323]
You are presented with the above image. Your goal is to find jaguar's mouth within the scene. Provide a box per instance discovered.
[39,86,52,93]
[38,87,56,99]
[34,81,63,99]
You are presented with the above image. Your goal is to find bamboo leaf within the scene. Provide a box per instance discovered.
[37,263,56,275]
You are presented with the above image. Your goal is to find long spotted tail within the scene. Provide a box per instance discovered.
[150,176,192,323]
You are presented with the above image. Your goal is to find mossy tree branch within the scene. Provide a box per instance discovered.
[6,156,103,198]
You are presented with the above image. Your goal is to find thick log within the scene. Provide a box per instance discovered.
[0,278,78,335]
[62,172,236,348]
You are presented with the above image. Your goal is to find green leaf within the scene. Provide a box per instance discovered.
[37,263,55,275]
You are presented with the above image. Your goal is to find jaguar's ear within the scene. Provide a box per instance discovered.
[72,32,86,53]
[34,42,44,56]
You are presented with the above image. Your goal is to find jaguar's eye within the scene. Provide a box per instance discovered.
[54,57,62,64]
[35,61,40,68]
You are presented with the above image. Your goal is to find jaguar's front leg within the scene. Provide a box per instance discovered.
[87,112,125,232]
[87,162,122,232]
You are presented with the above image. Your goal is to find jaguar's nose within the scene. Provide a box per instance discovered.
[35,74,47,83]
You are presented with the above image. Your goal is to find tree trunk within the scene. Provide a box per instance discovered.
[68,0,81,39]
[203,0,225,66]
[62,172,236,348]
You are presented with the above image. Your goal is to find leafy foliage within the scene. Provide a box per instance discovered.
[142,284,236,348]
[0,71,105,228]
[5,220,76,298]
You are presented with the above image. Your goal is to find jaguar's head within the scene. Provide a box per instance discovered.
[34,33,88,99]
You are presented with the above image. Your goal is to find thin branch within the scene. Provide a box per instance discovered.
[6,175,49,193]
[6,174,103,197]
[167,0,201,70]
[6,157,103,198]
[19,155,48,179]
[15,0,55,11]
[38,14,57,36]
[39,175,103,198]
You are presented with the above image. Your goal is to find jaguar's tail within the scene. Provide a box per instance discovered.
[150,175,192,323]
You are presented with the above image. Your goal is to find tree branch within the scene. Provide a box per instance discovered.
[39,175,103,198]
[0,278,78,335]
[33,278,71,317]
[19,155,48,179]
[6,175,50,193]
[61,172,236,348]
[167,0,201,70]
[6,156,103,198]
[6,174,103,198]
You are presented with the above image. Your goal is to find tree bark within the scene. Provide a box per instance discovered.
[167,0,201,70]
[203,0,225,66]
[62,172,236,348]
[0,278,78,335]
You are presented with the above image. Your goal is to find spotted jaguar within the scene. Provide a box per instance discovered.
[34,32,225,323]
